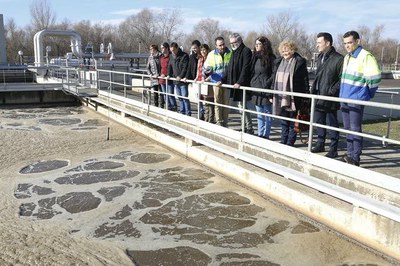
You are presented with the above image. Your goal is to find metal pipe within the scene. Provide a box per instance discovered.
[34,30,82,67]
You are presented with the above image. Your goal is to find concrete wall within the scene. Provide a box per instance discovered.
[0,91,78,105]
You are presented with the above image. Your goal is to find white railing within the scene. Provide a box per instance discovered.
[43,66,400,166]
[92,68,400,147]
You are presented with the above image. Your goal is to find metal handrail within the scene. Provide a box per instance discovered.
[47,66,400,147]
[96,69,400,143]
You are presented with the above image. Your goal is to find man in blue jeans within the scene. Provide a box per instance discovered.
[339,31,381,166]
[168,42,191,116]
[159,42,177,111]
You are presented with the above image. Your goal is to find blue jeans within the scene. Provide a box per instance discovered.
[255,104,272,138]
[314,110,339,150]
[341,103,364,163]
[160,83,176,110]
[199,102,205,115]
[175,83,191,116]
[280,109,297,145]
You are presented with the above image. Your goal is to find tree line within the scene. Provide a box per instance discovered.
[4,0,399,67]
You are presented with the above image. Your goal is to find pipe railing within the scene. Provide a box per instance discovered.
[46,66,400,149]
[93,69,400,145]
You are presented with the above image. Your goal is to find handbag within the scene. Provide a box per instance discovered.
[294,111,310,144]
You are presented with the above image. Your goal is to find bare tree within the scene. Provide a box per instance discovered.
[264,11,315,60]
[117,20,137,52]
[5,18,28,64]
[30,0,56,31]
[244,31,259,50]
[157,9,183,43]
[118,9,160,53]
[380,38,399,65]
[356,24,385,62]
[264,11,297,45]
[186,18,224,49]
[294,29,315,61]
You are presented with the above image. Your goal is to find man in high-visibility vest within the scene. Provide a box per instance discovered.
[340,30,381,166]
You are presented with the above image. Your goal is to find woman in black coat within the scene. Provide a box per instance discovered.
[250,36,276,139]
[272,40,309,146]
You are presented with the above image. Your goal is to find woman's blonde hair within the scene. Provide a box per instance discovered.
[278,40,297,54]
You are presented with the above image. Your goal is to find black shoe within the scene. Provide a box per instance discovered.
[325,150,338,158]
[311,145,325,153]
[341,154,360,166]
[341,154,351,163]
[244,128,254,135]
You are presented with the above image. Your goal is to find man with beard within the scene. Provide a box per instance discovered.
[223,33,254,134]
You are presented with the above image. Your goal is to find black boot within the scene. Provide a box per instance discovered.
[311,143,325,153]
[325,149,338,158]
[245,128,254,135]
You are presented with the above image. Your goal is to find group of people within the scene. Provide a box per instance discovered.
[146,30,381,167]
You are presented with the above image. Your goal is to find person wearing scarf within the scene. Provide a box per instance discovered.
[272,40,310,146]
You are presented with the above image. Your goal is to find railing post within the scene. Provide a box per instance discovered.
[165,76,170,110]
[384,93,395,146]
[197,82,201,120]
[241,87,246,137]
[66,68,70,91]
[83,68,87,86]
[96,69,100,92]
[123,73,127,99]
[307,96,316,152]
[109,71,112,94]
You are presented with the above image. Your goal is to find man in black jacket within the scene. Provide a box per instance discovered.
[222,33,254,134]
[168,42,191,116]
[311,32,344,158]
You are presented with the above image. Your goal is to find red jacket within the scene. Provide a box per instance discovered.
[159,53,170,85]
[196,56,206,81]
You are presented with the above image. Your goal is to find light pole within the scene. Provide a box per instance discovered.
[18,50,23,65]
[139,41,141,54]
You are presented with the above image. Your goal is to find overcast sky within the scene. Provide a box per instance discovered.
[2,0,400,43]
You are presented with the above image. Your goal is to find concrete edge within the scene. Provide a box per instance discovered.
[94,93,400,206]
